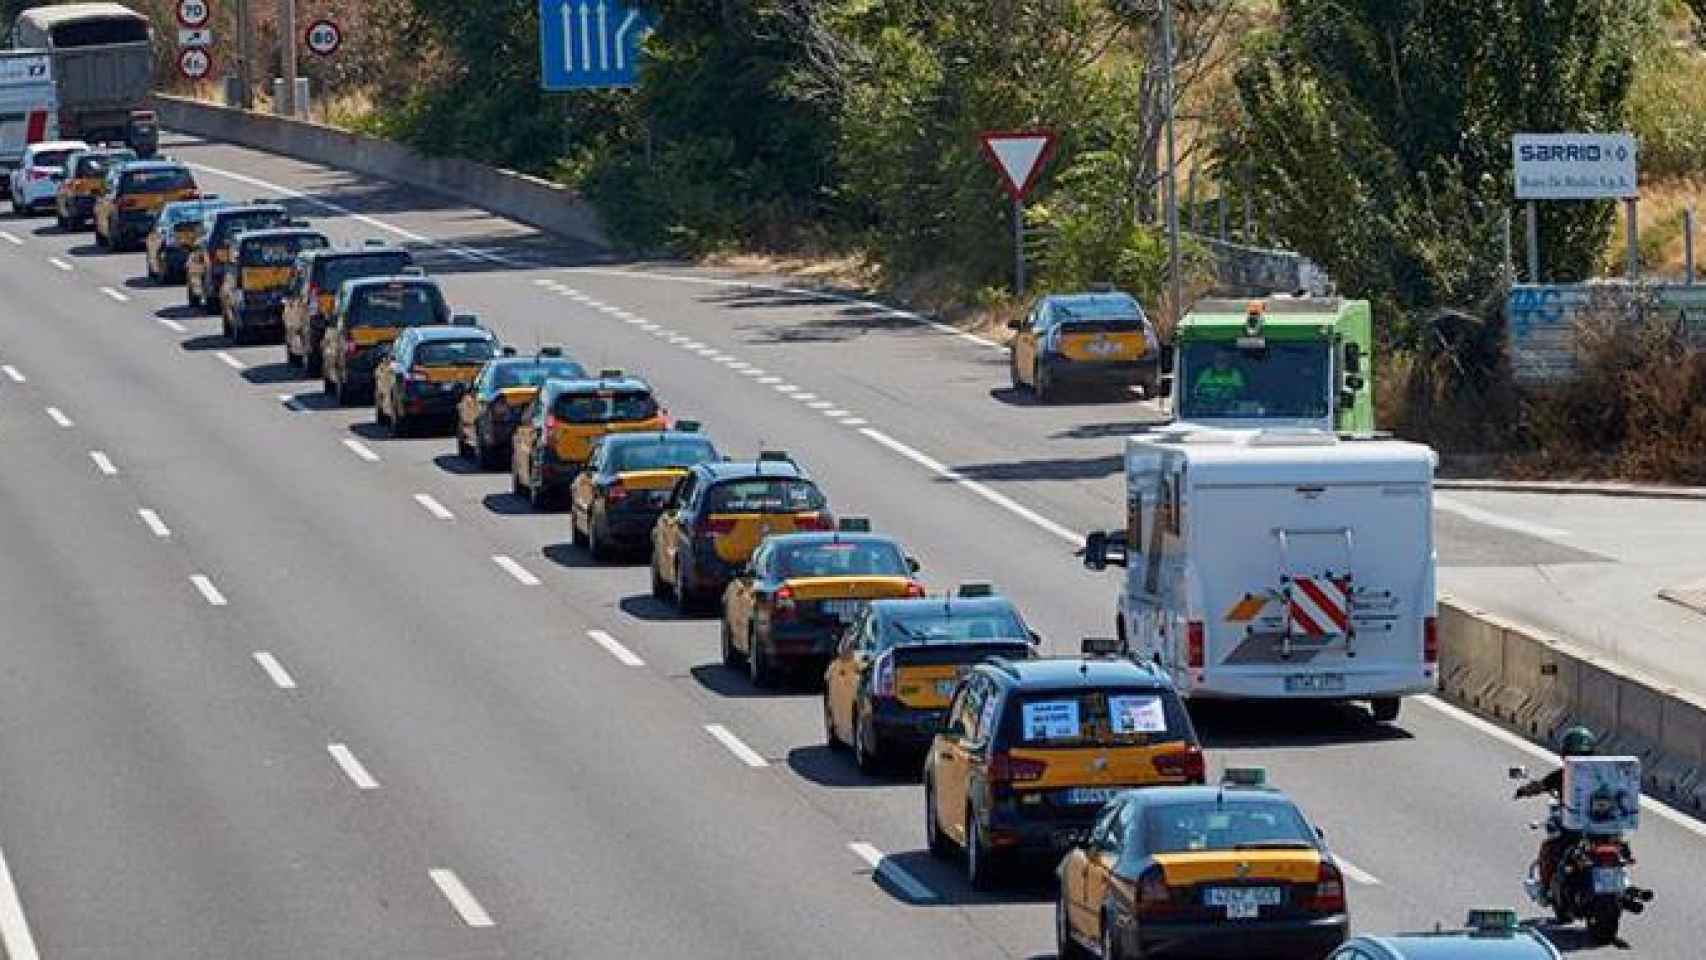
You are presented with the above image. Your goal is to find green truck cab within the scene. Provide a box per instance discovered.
[1169,295,1374,434]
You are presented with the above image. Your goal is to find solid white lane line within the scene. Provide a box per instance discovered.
[413,493,455,520]
[492,555,541,586]
[0,836,42,960]
[88,451,117,475]
[860,428,1083,546]
[1334,856,1380,886]
[1417,695,1706,840]
[252,651,298,690]
[277,393,303,411]
[327,743,380,790]
[704,724,768,767]
[47,257,71,272]
[429,868,495,928]
[215,350,246,370]
[587,629,644,667]
[1,365,23,383]
[98,286,129,303]
[342,438,380,462]
[847,842,938,902]
[1434,495,1571,543]
[157,317,186,333]
[137,508,171,538]
[190,574,228,606]
[0,229,20,246]
[44,407,72,428]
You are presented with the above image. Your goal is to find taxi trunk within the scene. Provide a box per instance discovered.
[768,575,917,663]
[688,511,833,596]
[548,416,669,470]
[116,187,197,237]
[1046,316,1155,388]
[875,641,1033,751]
[1136,850,1347,958]
[61,178,102,217]
[601,468,689,543]
[403,363,485,416]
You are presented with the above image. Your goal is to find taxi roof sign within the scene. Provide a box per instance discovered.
[837,517,871,532]
[500,345,518,356]
[1465,909,1519,933]
[1221,766,1268,788]
[400,265,426,277]
[758,450,792,463]
[1080,635,1124,657]
[956,581,996,598]
[674,419,701,432]
[598,367,624,379]
[537,345,563,357]
[451,313,479,326]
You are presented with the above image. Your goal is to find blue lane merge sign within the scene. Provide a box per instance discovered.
[539,0,653,90]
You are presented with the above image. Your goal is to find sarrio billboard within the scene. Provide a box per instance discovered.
[1512,132,1637,201]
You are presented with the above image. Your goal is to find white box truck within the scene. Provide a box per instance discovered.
[1083,428,1438,722]
[0,51,56,172]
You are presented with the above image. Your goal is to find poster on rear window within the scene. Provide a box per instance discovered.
[1108,695,1167,734]
[1022,700,1080,740]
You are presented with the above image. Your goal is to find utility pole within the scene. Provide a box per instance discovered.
[278,0,298,116]
[1160,0,1183,325]
[235,0,256,109]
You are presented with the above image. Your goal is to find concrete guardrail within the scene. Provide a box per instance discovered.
[148,95,608,253]
[1439,596,1706,817]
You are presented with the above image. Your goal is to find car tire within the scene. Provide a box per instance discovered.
[1009,351,1024,391]
[823,690,842,749]
[652,558,673,604]
[54,212,67,231]
[334,377,356,407]
[456,433,474,462]
[721,619,745,669]
[748,624,775,688]
[187,280,202,309]
[304,344,322,377]
[853,705,881,775]
[1034,363,1052,402]
[221,315,233,341]
[284,337,301,368]
[587,514,611,562]
[1100,919,1121,960]
[571,509,589,548]
[1369,697,1401,724]
[966,810,1000,891]
[925,778,952,858]
[1056,896,1091,960]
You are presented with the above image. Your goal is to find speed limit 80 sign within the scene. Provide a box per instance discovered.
[304,19,342,57]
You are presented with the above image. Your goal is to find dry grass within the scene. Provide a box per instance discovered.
[1609,177,1706,279]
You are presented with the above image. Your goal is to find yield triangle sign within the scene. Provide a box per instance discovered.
[979,130,1058,201]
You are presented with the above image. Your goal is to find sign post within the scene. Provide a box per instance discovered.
[1512,132,1639,281]
[978,130,1058,296]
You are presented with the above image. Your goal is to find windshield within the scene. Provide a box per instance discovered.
[493,360,586,389]
[121,168,194,194]
[51,17,150,46]
[1010,689,1188,748]
[608,439,717,473]
[75,152,132,177]
[705,478,826,514]
[314,253,414,292]
[773,540,906,579]
[881,608,1028,649]
[240,234,327,266]
[415,339,495,366]
[551,391,658,424]
[1177,341,1330,421]
[162,205,212,228]
[348,284,448,329]
[214,210,288,241]
[1141,801,1316,854]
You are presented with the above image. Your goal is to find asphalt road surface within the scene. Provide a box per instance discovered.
[0,131,1699,958]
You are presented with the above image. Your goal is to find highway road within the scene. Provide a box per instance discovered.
[0,130,1700,958]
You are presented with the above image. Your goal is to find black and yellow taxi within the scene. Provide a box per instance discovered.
[92,159,199,252]
[924,644,1204,889]
[1055,769,1349,960]
[53,146,134,231]
[143,196,227,284]
[569,424,720,560]
[185,202,290,313]
[649,452,833,613]
[509,371,669,510]
[455,347,586,469]
[219,227,330,344]
[824,584,1039,771]
[321,274,454,405]
[1009,290,1162,400]
[722,519,925,688]
[373,321,498,437]
[282,243,417,374]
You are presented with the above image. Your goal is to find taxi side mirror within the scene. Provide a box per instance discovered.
[1028,629,1042,646]
[906,556,921,574]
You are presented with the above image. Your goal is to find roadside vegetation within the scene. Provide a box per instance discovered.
[131,0,1704,481]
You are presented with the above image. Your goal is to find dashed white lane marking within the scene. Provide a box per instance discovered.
[47,257,71,272]
[0,229,20,245]
[413,493,455,520]
[587,629,644,667]
[98,286,129,303]
[859,428,1083,546]
[429,868,495,928]
[327,743,380,790]
[252,651,297,690]
[0,833,42,960]
[1334,857,1380,886]
[793,392,817,401]
[157,317,187,333]
[342,438,380,463]
[704,724,768,767]
[137,508,170,538]
[638,322,659,331]
[277,393,303,411]
[774,384,798,393]
[847,842,937,902]
[531,278,557,287]
[1435,495,1571,544]
[623,316,645,325]
[681,340,704,350]
[1417,695,1706,840]
[44,407,72,427]
[741,368,765,377]
[757,376,782,384]
[88,451,118,475]
[823,408,849,418]
[190,574,228,606]
[725,360,750,370]
[807,400,834,409]
[840,418,868,427]
[492,555,541,586]
[1,365,23,383]
[215,350,246,370]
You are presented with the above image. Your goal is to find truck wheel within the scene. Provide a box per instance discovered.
[1369,697,1401,723]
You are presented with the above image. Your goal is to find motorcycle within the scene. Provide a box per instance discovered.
[1509,765,1653,944]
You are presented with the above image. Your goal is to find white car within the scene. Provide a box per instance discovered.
[8,139,88,214]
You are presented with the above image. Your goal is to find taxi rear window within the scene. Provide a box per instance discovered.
[415,339,495,366]
[880,608,1027,650]
[214,210,288,241]
[33,148,75,168]
[1140,801,1314,854]
[705,478,825,514]
[348,284,448,328]
[551,391,658,424]
[75,153,132,177]
[1009,688,1188,748]
[313,252,413,291]
[775,541,905,578]
[241,234,328,266]
[493,360,586,389]
[121,168,195,193]
[608,439,715,472]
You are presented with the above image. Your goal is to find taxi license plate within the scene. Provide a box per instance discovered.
[1205,887,1281,919]
[1593,866,1627,894]
[821,599,864,621]
[1064,787,1121,806]
[1285,673,1346,693]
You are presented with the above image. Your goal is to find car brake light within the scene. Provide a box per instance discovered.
[871,651,896,697]
[1423,615,1438,664]
[1135,865,1176,915]
[791,512,832,531]
[545,414,561,432]
[770,583,798,621]
[1152,745,1205,784]
[1590,844,1623,867]
[1186,621,1205,668]
[307,283,319,303]
[904,581,926,598]
[605,480,628,503]
[987,753,1047,784]
[696,517,736,535]
[1303,862,1346,913]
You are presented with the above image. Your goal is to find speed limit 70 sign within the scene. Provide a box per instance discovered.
[175,0,209,29]
[304,19,342,56]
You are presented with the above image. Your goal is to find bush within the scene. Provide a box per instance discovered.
[1628,44,1706,178]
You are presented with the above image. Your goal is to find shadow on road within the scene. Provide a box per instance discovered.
[240,361,304,385]
[480,492,535,517]
[986,386,1138,408]
[686,662,812,699]
[621,594,704,623]
[1191,700,1415,750]
[179,333,226,352]
[541,542,603,571]
[785,744,915,789]
[431,452,485,476]
[947,455,1125,483]
[865,848,1056,908]
[1049,419,1164,440]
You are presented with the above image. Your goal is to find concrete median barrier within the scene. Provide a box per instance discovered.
[1438,596,1706,819]
[149,95,608,253]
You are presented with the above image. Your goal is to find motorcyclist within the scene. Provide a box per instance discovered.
[1514,726,1598,895]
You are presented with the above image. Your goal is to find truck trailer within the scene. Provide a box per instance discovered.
[10,3,154,154]
[0,50,57,171]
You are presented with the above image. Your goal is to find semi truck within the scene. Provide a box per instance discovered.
[0,50,57,171]
[1083,428,1438,723]
[10,3,154,155]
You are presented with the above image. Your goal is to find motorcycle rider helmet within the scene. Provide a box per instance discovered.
[1559,726,1598,757]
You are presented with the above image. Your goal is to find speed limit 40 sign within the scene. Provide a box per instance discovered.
[177,46,211,80]
[175,0,210,29]
[304,19,342,56]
